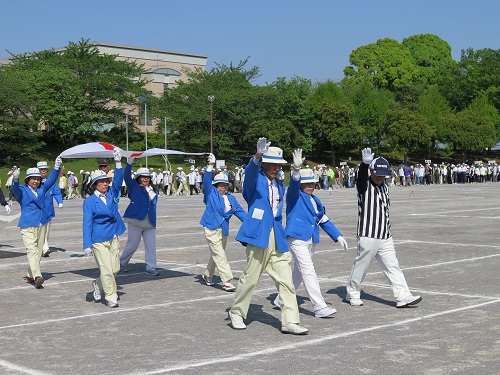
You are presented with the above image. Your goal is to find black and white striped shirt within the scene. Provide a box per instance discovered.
[356,163,391,239]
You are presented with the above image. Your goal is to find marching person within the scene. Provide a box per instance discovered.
[37,161,64,257]
[200,153,246,292]
[228,138,309,335]
[11,157,62,288]
[345,148,422,308]
[273,150,349,318]
[83,148,125,308]
[119,155,160,276]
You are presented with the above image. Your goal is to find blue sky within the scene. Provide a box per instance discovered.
[1,0,498,86]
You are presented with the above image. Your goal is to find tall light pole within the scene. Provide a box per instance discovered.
[144,103,148,167]
[208,95,214,154]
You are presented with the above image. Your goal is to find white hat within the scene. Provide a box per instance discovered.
[80,169,84,174]
[37,161,48,169]
[25,168,41,181]
[195,168,198,172]
[90,170,109,185]
[299,168,318,183]
[135,167,151,180]
[212,172,229,185]
[262,146,287,164]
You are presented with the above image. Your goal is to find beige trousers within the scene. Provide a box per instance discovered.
[231,229,300,325]
[93,237,120,302]
[204,228,232,282]
[20,225,48,279]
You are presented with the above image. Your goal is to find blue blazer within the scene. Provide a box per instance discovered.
[235,158,288,252]
[285,176,342,243]
[123,163,158,228]
[82,167,126,249]
[12,167,60,228]
[41,183,63,224]
[199,169,246,236]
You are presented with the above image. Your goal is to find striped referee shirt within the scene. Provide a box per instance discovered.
[356,163,391,239]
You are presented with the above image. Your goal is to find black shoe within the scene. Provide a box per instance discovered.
[35,276,44,289]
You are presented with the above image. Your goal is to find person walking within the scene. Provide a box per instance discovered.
[200,153,246,292]
[345,148,422,308]
[119,156,160,276]
[37,161,64,257]
[228,138,309,335]
[11,157,62,288]
[83,148,125,307]
[273,151,349,318]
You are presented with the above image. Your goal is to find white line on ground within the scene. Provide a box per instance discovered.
[0,359,52,375]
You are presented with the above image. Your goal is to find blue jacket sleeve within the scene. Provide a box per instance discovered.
[242,158,260,203]
[82,200,93,249]
[320,220,342,242]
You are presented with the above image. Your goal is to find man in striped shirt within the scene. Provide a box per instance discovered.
[345,148,422,308]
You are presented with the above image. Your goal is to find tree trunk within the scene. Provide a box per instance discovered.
[331,143,336,166]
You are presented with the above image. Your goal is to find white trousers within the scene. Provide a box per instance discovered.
[346,237,411,302]
[42,220,51,252]
[120,223,157,272]
[283,237,327,312]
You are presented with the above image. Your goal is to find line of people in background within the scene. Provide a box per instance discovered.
[393,162,500,187]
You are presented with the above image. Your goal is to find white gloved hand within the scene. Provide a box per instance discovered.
[58,203,63,208]
[292,149,304,169]
[55,156,63,169]
[113,147,122,162]
[127,156,135,165]
[12,168,20,180]
[83,248,93,257]
[4,205,11,214]
[208,153,216,164]
[337,236,349,251]
[256,137,271,154]
[361,148,374,165]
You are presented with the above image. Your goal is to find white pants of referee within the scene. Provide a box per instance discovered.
[346,236,412,302]
[120,223,157,272]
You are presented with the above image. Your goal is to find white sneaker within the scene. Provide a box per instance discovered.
[107,300,119,308]
[228,310,246,330]
[396,294,422,308]
[346,296,364,306]
[222,282,236,292]
[201,274,214,286]
[281,323,309,335]
[314,307,337,318]
[92,280,101,302]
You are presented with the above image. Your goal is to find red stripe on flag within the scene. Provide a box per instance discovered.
[99,142,115,150]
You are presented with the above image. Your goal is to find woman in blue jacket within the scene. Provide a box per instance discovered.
[274,150,349,318]
[200,153,246,292]
[119,155,159,276]
[11,157,62,288]
[83,148,125,308]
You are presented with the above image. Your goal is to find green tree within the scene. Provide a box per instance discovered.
[343,82,395,147]
[417,85,452,151]
[4,39,147,147]
[384,108,434,164]
[442,110,495,155]
[243,119,306,157]
[0,67,44,156]
[402,34,455,86]
[343,38,421,92]
[311,100,361,165]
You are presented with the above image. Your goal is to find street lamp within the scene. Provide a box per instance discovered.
[208,95,215,154]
